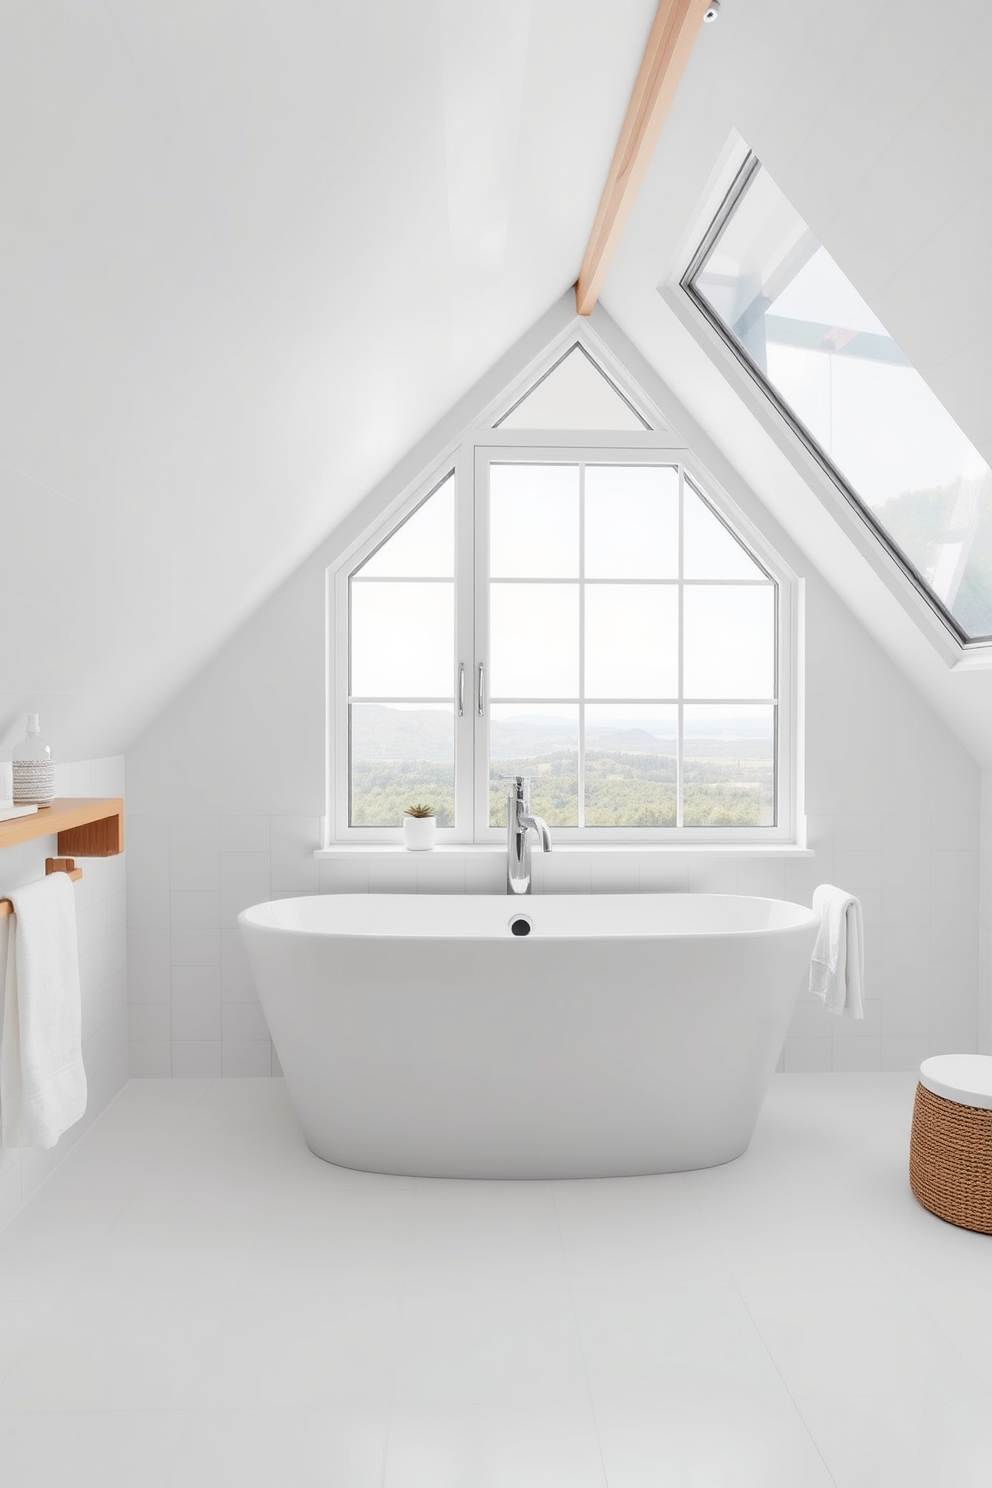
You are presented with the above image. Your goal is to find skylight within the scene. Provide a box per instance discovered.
[683,155,992,645]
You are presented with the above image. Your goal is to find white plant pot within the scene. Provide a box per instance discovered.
[403,815,436,851]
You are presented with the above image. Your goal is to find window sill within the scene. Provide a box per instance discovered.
[315,843,813,859]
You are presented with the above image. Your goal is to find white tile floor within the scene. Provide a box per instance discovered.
[1,1074,991,1486]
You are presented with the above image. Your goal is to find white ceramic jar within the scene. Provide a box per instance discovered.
[12,714,55,805]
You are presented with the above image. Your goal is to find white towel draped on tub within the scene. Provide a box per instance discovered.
[0,873,87,1149]
[809,883,865,1019]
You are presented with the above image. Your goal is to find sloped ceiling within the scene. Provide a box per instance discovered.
[3,0,992,764]
[603,0,992,764]
[0,0,658,759]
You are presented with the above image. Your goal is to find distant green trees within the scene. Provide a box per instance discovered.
[350,761,456,827]
[351,747,772,828]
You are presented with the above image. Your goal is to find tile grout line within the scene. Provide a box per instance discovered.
[548,1177,613,1488]
[378,1172,422,1488]
[679,1164,841,1486]
[103,1077,220,1213]
[0,1080,222,1406]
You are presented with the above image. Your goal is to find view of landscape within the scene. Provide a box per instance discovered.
[350,704,774,828]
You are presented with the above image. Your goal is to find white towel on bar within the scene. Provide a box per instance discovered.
[809,883,865,1019]
[0,873,87,1149]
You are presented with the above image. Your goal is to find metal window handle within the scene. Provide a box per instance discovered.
[457,662,465,718]
[477,661,485,717]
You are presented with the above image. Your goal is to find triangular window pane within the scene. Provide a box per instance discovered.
[357,472,454,578]
[496,346,650,431]
[683,482,767,580]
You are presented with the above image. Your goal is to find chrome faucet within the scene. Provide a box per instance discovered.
[504,775,552,895]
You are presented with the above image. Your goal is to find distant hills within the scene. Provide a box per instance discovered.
[352,704,452,759]
[353,703,772,762]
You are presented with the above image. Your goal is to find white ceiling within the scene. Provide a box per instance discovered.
[3,0,992,763]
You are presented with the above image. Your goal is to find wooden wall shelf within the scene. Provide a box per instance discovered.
[0,798,124,858]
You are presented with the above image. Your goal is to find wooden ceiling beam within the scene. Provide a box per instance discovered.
[576,0,709,316]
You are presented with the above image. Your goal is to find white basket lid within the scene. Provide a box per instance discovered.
[919,1054,992,1111]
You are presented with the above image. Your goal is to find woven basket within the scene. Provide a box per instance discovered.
[909,1081,992,1234]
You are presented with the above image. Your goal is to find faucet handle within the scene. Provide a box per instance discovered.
[500,774,528,798]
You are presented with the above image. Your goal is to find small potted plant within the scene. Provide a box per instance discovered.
[403,803,437,851]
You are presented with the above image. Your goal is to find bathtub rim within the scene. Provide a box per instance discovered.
[239,890,819,943]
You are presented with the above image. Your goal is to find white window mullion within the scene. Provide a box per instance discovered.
[473,446,494,838]
[453,444,476,841]
[676,465,685,830]
[577,460,586,829]
[330,566,350,844]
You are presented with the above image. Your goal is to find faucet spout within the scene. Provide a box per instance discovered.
[503,776,553,895]
[519,813,553,855]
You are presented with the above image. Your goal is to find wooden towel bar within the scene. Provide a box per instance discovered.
[0,858,82,918]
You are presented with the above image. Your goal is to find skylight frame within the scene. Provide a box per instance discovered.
[680,152,987,650]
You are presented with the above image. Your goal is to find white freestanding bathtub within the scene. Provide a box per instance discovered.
[239,892,818,1179]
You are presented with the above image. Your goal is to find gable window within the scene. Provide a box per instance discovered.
[683,153,992,644]
[332,341,797,844]
[349,472,457,827]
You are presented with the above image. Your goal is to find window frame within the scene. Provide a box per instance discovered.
[680,150,989,651]
[329,363,801,846]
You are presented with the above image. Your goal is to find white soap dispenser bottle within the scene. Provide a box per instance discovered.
[12,714,55,805]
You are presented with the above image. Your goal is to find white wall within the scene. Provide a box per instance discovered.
[126,514,981,1078]
[0,757,128,1230]
[126,539,324,1079]
[794,580,979,1071]
[980,771,992,1056]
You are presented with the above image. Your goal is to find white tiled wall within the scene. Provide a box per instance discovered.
[0,757,127,1230]
[127,812,313,1078]
[787,812,978,1073]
